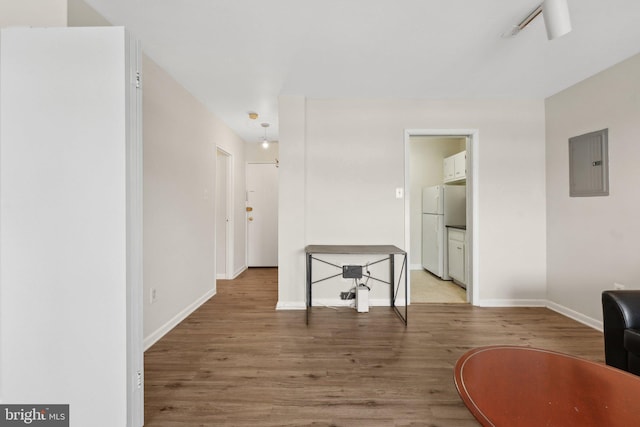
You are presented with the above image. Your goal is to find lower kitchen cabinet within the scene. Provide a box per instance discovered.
[448,228,466,286]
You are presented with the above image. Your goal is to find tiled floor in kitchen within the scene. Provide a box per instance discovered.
[411,269,467,303]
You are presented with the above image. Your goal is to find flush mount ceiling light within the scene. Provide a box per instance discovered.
[248,111,258,120]
[261,122,270,149]
[503,0,572,40]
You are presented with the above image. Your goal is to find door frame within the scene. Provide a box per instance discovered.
[404,129,479,306]
[216,147,234,279]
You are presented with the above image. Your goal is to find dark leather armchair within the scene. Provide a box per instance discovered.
[602,290,640,375]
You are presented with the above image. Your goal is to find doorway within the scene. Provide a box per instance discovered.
[216,148,233,279]
[246,162,279,267]
[405,129,478,305]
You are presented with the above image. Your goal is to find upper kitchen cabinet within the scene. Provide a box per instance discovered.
[444,150,466,183]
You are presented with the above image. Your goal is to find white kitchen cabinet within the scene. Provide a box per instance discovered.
[448,228,466,286]
[444,150,466,183]
[443,155,455,181]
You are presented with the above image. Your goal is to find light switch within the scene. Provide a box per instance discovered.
[395,188,404,199]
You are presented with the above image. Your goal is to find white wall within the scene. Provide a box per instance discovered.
[278,98,547,307]
[277,97,307,308]
[408,136,465,267]
[216,150,229,278]
[0,26,136,426]
[67,0,110,26]
[546,53,640,326]
[246,141,279,163]
[0,0,66,27]
[211,114,248,281]
[142,56,246,348]
[68,0,248,348]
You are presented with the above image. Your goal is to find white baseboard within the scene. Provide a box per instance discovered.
[275,299,402,310]
[476,298,547,307]
[232,265,247,279]
[217,266,246,280]
[476,298,602,332]
[144,288,217,351]
[393,298,407,306]
[312,298,399,307]
[546,300,602,332]
[275,301,306,310]
[410,264,423,271]
[312,299,354,309]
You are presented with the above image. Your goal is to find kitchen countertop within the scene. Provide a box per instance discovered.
[447,225,466,230]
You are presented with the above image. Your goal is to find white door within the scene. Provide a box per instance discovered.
[246,163,278,266]
[216,149,231,279]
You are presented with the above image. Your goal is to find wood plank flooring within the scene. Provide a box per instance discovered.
[144,268,604,427]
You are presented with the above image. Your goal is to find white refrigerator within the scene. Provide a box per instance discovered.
[422,185,466,279]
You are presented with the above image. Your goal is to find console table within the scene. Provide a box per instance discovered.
[305,245,407,325]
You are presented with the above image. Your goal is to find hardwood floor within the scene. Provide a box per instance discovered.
[144,268,604,426]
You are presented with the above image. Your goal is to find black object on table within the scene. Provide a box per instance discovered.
[305,245,407,325]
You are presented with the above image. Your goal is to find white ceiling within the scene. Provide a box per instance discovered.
[84,0,640,144]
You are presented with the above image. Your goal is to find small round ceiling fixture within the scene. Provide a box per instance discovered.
[261,123,270,149]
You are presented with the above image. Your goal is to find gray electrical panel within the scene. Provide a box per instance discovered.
[569,129,609,197]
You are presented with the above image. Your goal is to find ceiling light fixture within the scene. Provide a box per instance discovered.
[248,111,258,120]
[543,0,572,40]
[503,0,571,40]
[261,123,270,149]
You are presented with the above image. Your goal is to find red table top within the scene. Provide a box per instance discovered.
[454,345,640,427]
